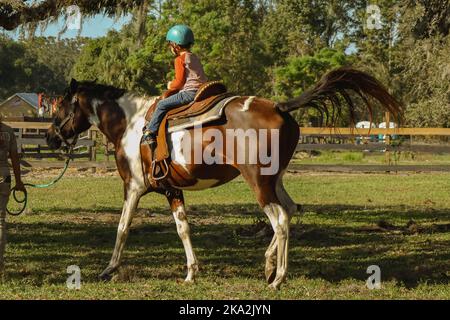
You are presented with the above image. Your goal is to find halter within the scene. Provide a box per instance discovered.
[53,94,80,152]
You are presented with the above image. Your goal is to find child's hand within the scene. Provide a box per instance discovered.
[167,81,173,89]
[14,180,26,193]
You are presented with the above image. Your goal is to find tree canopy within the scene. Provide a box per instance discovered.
[1,0,449,127]
[0,0,145,30]
[0,35,85,100]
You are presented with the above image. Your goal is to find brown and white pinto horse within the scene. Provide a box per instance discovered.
[46,68,402,289]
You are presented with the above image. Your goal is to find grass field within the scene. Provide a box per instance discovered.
[0,171,449,299]
[292,150,450,165]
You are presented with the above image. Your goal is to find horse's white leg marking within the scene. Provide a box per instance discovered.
[101,186,141,277]
[99,95,154,279]
[267,171,297,256]
[173,204,198,282]
[263,202,290,289]
[241,96,256,112]
[265,170,298,284]
[264,233,278,283]
[275,171,297,217]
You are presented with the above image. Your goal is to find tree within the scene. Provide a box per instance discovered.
[0,35,85,100]
[0,0,145,31]
[261,0,361,59]
[349,0,450,127]
[394,1,450,127]
[410,0,450,38]
[274,47,350,100]
[72,0,270,96]
[72,19,168,95]
[163,0,269,95]
[5,0,447,127]
[259,0,362,97]
[273,47,351,124]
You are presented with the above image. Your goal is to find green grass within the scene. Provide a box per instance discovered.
[1,173,449,299]
[293,150,450,165]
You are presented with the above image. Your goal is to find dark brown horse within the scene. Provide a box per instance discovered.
[46,68,401,289]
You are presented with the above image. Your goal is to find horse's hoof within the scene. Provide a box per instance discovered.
[99,272,112,282]
[268,282,281,290]
[175,277,195,285]
[99,268,115,282]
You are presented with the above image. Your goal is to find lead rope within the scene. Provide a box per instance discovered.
[6,143,75,216]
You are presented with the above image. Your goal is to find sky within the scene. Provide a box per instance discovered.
[5,14,132,39]
[3,10,359,55]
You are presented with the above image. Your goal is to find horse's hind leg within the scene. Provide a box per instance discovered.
[241,167,295,289]
[166,190,198,282]
[264,170,298,284]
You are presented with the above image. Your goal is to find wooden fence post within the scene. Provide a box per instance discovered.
[89,129,97,161]
[385,111,391,165]
[18,128,23,154]
[103,134,109,162]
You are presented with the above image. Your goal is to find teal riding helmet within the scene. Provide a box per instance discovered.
[166,25,195,46]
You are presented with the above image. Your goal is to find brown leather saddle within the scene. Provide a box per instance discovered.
[141,81,231,186]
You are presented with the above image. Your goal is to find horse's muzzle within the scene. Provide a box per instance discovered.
[45,127,62,150]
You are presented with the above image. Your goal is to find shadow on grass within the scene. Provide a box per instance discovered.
[6,203,450,289]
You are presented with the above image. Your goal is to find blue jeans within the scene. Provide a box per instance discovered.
[146,90,197,134]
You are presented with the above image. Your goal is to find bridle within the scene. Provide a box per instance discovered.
[53,94,80,153]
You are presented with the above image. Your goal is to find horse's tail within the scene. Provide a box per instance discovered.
[275,67,403,125]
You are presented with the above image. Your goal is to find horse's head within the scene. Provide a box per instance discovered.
[46,79,101,150]
[46,79,94,150]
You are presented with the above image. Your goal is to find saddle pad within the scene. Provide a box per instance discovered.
[167,96,240,133]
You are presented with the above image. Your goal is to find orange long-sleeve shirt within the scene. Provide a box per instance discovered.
[168,53,187,91]
[168,51,207,92]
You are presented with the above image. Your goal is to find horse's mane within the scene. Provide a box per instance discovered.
[75,81,127,100]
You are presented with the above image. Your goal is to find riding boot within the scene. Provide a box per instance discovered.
[142,130,158,159]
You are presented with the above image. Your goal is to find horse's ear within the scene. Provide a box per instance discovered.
[70,78,78,93]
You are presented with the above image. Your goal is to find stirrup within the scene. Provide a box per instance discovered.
[151,159,169,181]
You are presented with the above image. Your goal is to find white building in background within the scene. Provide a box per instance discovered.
[355,121,377,143]
[378,122,397,129]
[356,121,376,129]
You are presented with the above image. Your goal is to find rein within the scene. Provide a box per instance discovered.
[7,110,78,216]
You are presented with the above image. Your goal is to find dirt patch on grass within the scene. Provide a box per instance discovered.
[22,167,118,179]
[235,219,273,238]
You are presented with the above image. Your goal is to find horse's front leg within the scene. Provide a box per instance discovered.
[100,184,141,280]
[166,190,198,282]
